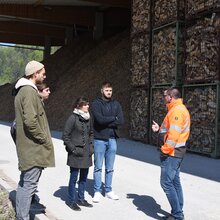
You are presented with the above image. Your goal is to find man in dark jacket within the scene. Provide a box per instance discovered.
[14,60,55,220]
[91,82,124,203]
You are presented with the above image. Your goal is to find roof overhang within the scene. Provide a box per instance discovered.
[0,0,131,46]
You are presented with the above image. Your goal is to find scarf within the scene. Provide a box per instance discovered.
[73,108,90,120]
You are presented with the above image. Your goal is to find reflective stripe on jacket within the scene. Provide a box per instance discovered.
[159,98,190,157]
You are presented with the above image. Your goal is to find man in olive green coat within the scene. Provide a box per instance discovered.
[14,60,55,220]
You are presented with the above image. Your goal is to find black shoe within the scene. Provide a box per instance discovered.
[162,216,175,220]
[69,202,81,211]
[30,200,46,213]
[162,215,184,220]
[77,200,93,207]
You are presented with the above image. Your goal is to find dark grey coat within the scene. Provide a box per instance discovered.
[62,113,93,168]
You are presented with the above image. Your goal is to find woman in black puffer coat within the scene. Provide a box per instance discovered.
[62,96,94,211]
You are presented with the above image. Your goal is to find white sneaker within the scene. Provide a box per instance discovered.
[105,191,119,200]
[93,192,101,203]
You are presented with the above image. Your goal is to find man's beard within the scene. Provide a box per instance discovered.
[36,78,44,84]
[103,94,112,100]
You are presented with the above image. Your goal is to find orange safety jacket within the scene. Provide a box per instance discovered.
[159,98,190,158]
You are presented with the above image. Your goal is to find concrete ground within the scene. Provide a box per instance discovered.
[0,121,220,220]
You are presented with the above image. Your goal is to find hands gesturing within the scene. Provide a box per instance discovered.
[152,120,159,132]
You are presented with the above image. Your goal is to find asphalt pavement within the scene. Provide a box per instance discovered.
[0,121,220,220]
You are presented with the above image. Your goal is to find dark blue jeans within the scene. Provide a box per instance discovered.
[68,167,89,203]
[160,156,184,220]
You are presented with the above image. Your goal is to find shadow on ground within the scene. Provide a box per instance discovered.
[53,178,98,203]
[116,138,220,182]
[49,130,220,184]
[52,181,168,219]
[127,193,169,219]
[1,121,220,182]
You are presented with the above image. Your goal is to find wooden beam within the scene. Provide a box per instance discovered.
[0,32,64,46]
[0,21,66,38]
[0,4,96,26]
[83,0,131,8]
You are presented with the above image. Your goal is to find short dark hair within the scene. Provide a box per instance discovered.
[166,88,181,99]
[101,81,112,89]
[73,96,89,109]
[36,83,48,92]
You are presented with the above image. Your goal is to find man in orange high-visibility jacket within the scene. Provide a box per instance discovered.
[152,88,190,220]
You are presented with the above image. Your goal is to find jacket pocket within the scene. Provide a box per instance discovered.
[74,146,84,157]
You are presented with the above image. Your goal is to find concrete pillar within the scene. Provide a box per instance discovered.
[44,36,51,60]
[93,11,103,40]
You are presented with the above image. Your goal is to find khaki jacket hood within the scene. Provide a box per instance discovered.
[15,77,38,91]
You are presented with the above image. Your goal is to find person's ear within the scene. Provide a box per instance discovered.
[101,89,103,94]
